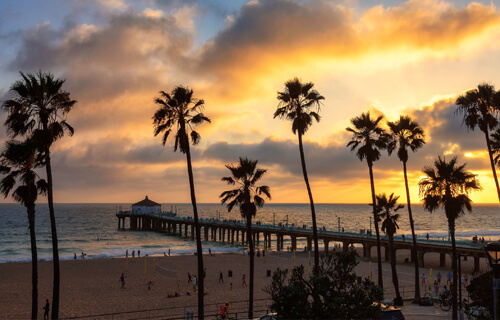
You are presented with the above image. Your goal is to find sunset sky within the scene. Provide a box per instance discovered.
[1,0,500,204]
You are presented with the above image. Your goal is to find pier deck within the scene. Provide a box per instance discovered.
[116,211,487,272]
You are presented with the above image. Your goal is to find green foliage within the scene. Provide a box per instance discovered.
[466,271,494,317]
[265,249,383,319]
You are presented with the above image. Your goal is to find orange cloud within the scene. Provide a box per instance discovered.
[194,0,500,103]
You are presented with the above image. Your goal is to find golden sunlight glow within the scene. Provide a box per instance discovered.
[3,0,500,203]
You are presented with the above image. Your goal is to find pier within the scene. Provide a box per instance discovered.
[116,211,487,272]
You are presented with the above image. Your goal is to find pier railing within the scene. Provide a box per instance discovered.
[120,211,486,250]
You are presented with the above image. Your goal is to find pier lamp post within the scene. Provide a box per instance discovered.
[369,217,372,235]
[485,242,500,320]
[273,212,275,226]
[338,217,341,233]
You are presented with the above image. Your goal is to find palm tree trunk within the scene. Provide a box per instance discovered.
[484,129,500,202]
[368,162,383,289]
[403,161,420,300]
[28,202,38,320]
[44,147,60,320]
[389,234,401,302]
[247,216,254,319]
[185,144,205,320]
[297,132,319,271]
[449,219,458,320]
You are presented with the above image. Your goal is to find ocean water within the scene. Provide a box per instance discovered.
[0,203,499,263]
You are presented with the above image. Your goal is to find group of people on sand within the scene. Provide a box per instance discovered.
[421,271,470,298]
[73,252,87,260]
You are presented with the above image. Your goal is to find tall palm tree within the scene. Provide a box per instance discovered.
[455,83,500,202]
[220,157,271,319]
[419,156,481,320]
[375,193,404,305]
[387,115,425,300]
[153,86,210,319]
[346,111,389,288]
[489,127,500,166]
[2,71,76,319]
[274,77,324,270]
[0,139,47,319]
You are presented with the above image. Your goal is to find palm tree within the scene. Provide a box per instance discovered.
[220,157,271,319]
[375,193,404,305]
[274,77,324,270]
[419,156,481,320]
[387,115,425,300]
[346,111,389,288]
[489,127,500,166]
[2,71,76,319]
[153,86,210,319]
[455,83,500,202]
[0,139,47,319]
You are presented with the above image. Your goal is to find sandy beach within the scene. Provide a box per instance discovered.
[0,248,490,319]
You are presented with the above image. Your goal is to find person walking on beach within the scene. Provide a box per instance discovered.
[132,250,135,258]
[43,299,50,320]
[187,272,192,283]
[219,271,224,283]
[193,275,198,292]
[421,273,426,288]
[209,248,212,256]
[447,271,452,285]
[138,250,141,257]
[437,272,442,285]
[242,274,247,287]
[147,279,153,291]
[219,303,229,319]
[120,273,126,288]
[203,268,206,279]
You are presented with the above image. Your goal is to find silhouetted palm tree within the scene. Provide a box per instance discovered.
[375,193,404,305]
[0,139,47,319]
[274,77,324,270]
[419,156,481,320]
[387,115,425,300]
[489,127,500,166]
[346,111,389,288]
[153,86,210,319]
[2,71,76,319]
[220,157,271,319]
[455,83,500,202]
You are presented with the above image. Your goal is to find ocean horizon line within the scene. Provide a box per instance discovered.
[0,202,498,206]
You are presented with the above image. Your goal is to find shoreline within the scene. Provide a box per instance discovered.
[0,249,491,319]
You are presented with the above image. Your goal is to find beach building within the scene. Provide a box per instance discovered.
[132,196,161,214]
